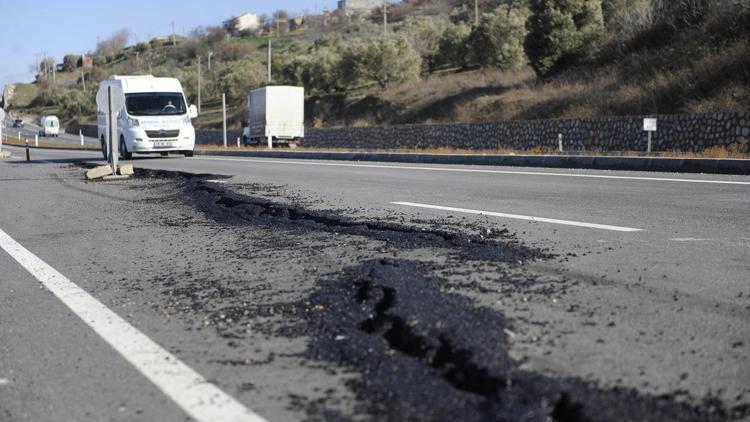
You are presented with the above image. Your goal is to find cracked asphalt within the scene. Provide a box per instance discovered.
[0,146,749,421]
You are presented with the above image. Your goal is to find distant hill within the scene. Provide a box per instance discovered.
[5,0,748,130]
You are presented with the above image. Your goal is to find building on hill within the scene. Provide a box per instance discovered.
[289,16,305,32]
[338,0,383,16]
[80,55,93,69]
[223,13,261,36]
[150,34,189,46]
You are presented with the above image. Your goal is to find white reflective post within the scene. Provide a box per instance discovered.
[643,118,657,154]
[109,85,118,173]
[222,93,227,148]
[80,130,84,146]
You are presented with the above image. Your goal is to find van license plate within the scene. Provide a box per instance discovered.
[154,141,175,148]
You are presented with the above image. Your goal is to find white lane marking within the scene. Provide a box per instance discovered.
[392,202,643,232]
[0,379,9,386]
[0,228,266,422]
[670,238,711,242]
[196,157,750,186]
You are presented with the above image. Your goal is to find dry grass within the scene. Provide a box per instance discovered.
[1,137,92,150]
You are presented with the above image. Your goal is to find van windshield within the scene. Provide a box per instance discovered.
[125,92,186,116]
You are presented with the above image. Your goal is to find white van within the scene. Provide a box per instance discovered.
[39,115,60,137]
[97,75,197,159]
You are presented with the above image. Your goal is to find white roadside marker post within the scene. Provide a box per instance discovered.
[643,117,657,154]
[222,93,227,148]
[35,134,38,147]
[267,135,272,150]
[80,130,84,146]
[558,133,563,153]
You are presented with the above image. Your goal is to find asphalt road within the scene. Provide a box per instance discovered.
[1,116,99,148]
[1,145,749,421]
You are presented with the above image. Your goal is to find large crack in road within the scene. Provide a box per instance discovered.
[120,167,749,421]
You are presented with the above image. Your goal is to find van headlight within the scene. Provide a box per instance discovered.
[127,117,140,127]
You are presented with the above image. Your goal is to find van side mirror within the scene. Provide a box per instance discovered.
[188,105,198,119]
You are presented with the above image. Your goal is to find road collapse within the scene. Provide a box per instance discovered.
[131,167,747,422]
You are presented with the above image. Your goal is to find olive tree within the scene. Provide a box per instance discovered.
[525,0,605,76]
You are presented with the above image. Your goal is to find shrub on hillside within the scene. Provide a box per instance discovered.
[468,5,529,70]
[280,47,345,94]
[525,0,604,76]
[432,21,472,70]
[340,35,422,90]
[57,88,96,119]
[96,29,130,59]
[216,42,254,62]
[62,55,81,72]
[217,59,266,105]
[400,15,452,61]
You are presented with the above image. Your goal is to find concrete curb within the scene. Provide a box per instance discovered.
[193,149,750,175]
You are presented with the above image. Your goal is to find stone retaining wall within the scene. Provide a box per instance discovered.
[299,113,749,152]
[74,112,750,152]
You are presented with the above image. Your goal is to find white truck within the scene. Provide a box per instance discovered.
[39,115,60,137]
[242,86,304,146]
[97,75,197,160]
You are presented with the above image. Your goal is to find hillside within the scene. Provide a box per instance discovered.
[6,0,749,132]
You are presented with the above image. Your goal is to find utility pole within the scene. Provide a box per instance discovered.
[475,0,479,26]
[197,56,202,113]
[267,39,272,82]
[276,11,280,38]
[383,0,388,35]
[171,21,176,46]
[81,69,86,91]
[207,51,214,71]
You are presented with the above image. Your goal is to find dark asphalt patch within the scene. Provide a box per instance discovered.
[175,177,547,264]
[120,168,747,421]
[304,259,743,422]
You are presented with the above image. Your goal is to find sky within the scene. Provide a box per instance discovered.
[0,0,338,94]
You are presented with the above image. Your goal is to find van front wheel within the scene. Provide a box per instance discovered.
[182,150,194,157]
[119,137,132,160]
